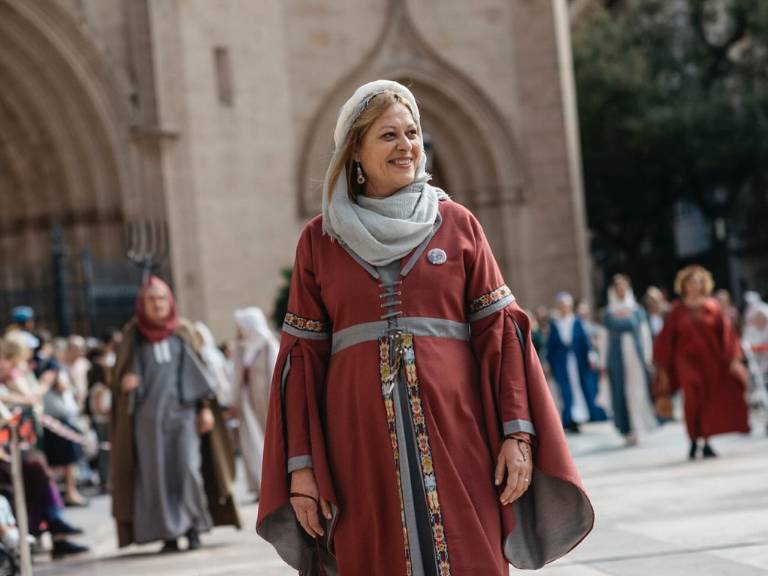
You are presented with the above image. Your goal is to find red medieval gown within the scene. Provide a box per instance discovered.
[256,199,593,575]
[653,298,750,441]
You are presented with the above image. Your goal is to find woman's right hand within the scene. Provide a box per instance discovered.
[290,468,332,538]
[121,373,140,393]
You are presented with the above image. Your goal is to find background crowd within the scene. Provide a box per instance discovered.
[0,263,765,565]
[530,265,767,457]
[0,297,278,565]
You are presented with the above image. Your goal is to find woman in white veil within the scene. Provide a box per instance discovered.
[603,275,658,445]
[233,307,278,498]
[194,322,235,408]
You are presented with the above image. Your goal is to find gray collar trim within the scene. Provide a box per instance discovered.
[340,241,380,279]
[400,212,443,278]
[337,212,443,281]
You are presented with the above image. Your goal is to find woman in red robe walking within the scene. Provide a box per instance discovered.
[256,80,593,575]
[654,265,750,460]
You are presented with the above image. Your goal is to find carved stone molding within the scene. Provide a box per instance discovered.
[297,0,526,218]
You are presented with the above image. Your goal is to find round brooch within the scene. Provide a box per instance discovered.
[427,248,447,265]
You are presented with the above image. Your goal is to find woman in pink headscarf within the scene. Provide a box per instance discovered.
[111,277,241,552]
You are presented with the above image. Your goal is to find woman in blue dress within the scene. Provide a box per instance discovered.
[547,292,606,432]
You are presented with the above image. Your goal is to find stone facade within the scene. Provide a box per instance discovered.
[0,0,590,337]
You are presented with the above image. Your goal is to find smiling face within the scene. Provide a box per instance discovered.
[355,102,422,198]
[683,273,706,299]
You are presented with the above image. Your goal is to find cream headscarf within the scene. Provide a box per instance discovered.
[194,321,234,406]
[234,307,279,367]
[607,286,639,314]
[321,80,448,267]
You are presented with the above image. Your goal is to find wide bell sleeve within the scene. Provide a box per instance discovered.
[464,212,594,569]
[256,222,337,573]
[284,353,312,472]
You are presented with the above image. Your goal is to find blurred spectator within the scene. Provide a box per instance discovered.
[547,292,607,433]
[0,337,48,411]
[602,275,657,446]
[532,305,550,359]
[61,336,90,409]
[0,373,88,560]
[218,340,236,389]
[715,289,739,330]
[194,322,234,408]
[101,329,122,368]
[577,300,610,416]
[0,494,19,554]
[0,444,88,558]
[32,330,59,380]
[233,308,277,499]
[5,307,39,347]
[42,369,87,506]
[111,277,240,552]
[654,265,750,460]
[643,286,669,339]
[86,346,112,493]
[742,291,768,410]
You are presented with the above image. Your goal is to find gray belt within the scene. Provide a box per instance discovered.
[331,316,470,355]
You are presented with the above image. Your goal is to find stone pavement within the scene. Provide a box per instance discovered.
[33,413,768,575]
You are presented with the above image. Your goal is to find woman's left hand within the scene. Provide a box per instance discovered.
[495,438,533,506]
[197,407,215,435]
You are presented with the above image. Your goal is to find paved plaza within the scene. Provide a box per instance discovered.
[34,413,768,576]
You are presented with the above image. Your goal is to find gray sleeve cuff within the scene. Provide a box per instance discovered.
[287,455,313,473]
[503,419,536,436]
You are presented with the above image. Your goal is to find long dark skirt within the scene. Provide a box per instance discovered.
[42,419,82,467]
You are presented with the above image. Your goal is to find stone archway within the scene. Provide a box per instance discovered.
[0,0,137,334]
[297,0,526,280]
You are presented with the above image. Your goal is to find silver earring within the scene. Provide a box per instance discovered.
[356,163,366,185]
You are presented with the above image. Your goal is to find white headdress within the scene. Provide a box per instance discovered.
[321,80,448,267]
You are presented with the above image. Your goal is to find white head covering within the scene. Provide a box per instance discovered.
[607,286,638,314]
[743,292,768,344]
[194,321,234,406]
[321,80,448,267]
[744,291,765,315]
[234,307,279,367]
[744,290,768,335]
[555,291,574,308]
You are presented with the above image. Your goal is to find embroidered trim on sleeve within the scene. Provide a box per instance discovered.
[282,312,329,340]
[468,285,515,322]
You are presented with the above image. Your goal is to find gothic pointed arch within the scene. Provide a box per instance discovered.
[0,0,137,331]
[297,0,526,274]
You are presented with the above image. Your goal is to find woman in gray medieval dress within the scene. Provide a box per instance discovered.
[111,276,241,552]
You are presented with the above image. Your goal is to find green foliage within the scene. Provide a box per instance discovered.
[573,0,768,289]
[272,266,292,330]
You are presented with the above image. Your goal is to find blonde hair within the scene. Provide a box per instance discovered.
[0,338,26,361]
[326,90,416,202]
[674,265,714,297]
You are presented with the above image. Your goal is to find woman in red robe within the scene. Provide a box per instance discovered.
[654,265,750,460]
[256,80,593,575]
